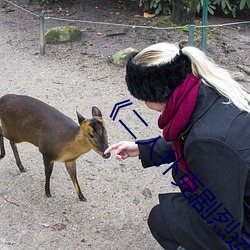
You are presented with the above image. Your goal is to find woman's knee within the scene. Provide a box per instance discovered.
[148,204,180,250]
[148,204,161,232]
[148,204,168,241]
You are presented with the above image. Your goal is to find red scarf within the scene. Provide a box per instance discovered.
[158,73,200,194]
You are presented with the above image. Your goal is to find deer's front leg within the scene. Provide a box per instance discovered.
[65,160,86,202]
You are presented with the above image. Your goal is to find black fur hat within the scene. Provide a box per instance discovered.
[125,52,192,103]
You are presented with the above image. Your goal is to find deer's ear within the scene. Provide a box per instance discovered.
[76,111,85,125]
[92,106,102,117]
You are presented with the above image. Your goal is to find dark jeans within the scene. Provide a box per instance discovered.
[148,204,180,250]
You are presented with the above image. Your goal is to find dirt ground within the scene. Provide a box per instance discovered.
[0,0,249,249]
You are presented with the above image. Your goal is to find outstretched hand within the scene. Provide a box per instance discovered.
[104,141,139,160]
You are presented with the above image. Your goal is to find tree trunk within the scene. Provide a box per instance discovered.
[171,0,198,25]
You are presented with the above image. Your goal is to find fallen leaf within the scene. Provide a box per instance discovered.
[143,12,155,18]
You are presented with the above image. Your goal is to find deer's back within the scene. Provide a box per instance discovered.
[0,94,79,147]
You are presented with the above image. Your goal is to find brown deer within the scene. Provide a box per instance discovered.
[0,94,110,201]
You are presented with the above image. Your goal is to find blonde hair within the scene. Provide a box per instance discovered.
[134,42,250,113]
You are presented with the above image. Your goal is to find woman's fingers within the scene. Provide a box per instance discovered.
[104,141,127,155]
[115,143,128,155]
[104,141,138,160]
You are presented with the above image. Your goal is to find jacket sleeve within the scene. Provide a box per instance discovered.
[137,137,175,168]
[184,136,249,236]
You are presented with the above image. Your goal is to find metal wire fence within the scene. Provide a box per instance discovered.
[2,0,250,55]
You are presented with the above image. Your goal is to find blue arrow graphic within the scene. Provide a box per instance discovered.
[133,110,148,126]
[110,100,133,121]
[119,120,137,139]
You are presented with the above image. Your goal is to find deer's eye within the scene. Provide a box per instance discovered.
[89,133,94,139]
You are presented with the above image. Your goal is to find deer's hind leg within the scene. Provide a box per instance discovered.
[65,161,86,202]
[43,155,54,198]
[0,126,5,159]
[10,141,26,172]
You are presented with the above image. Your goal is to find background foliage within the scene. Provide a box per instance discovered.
[135,0,250,17]
[38,0,250,18]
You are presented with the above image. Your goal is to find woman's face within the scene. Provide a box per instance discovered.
[145,102,166,112]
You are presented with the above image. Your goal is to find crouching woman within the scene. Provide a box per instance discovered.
[105,42,250,249]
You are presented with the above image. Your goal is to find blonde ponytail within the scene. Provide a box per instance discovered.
[182,46,250,113]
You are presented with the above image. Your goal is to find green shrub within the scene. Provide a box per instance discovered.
[213,0,250,17]
[135,0,250,18]
[135,0,172,15]
[196,0,216,15]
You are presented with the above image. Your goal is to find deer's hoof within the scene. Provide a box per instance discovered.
[79,196,87,202]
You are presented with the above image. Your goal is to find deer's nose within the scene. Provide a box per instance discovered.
[103,152,111,159]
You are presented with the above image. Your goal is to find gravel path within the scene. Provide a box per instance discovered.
[0,1,249,249]
[0,4,175,250]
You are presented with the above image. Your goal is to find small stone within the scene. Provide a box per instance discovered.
[45,26,82,44]
[5,241,15,246]
[112,47,138,67]
[39,223,50,228]
[0,0,6,8]
[133,197,140,205]
[51,223,67,231]
[236,65,250,76]
[231,71,247,82]
[142,187,152,198]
